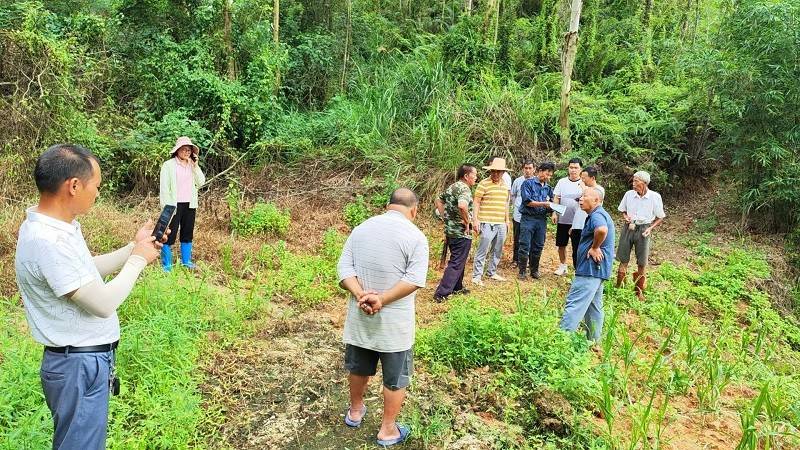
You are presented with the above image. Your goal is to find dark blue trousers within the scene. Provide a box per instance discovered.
[41,349,114,450]
[517,216,547,274]
[434,237,471,298]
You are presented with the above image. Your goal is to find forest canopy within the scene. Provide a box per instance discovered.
[0,0,797,230]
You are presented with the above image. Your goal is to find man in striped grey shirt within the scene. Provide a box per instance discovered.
[337,188,429,447]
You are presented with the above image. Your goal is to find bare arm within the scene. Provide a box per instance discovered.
[359,281,420,314]
[587,226,609,262]
[643,217,664,237]
[434,198,445,219]
[339,276,366,299]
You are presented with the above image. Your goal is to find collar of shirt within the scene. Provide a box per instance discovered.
[26,207,81,235]
[385,210,408,221]
[634,189,651,199]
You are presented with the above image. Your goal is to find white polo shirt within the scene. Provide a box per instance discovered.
[553,177,583,225]
[618,189,666,224]
[572,185,606,230]
[15,208,118,347]
[502,172,512,191]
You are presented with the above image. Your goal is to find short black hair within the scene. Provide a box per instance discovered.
[522,160,535,168]
[582,166,598,179]
[34,144,98,194]
[537,161,556,172]
[568,157,583,167]
[456,164,476,180]
[389,188,418,208]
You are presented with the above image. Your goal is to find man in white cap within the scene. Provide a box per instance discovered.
[471,157,511,285]
[615,170,665,300]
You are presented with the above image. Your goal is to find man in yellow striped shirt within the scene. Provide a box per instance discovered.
[471,158,511,286]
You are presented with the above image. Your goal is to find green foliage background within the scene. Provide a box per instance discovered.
[0,0,798,230]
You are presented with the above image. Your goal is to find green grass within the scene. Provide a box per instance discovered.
[0,268,267,449]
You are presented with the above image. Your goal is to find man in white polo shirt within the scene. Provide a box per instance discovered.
[552,158,583,276]
[337,188,428,447]
[615,170,666,300]
[15,144,162,450]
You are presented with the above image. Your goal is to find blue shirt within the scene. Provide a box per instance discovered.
[575,206,615,280]
[519,176,554,218]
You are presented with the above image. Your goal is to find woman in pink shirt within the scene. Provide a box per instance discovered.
[159,136,206,270]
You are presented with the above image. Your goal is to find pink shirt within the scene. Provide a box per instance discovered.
[175,160,193,203]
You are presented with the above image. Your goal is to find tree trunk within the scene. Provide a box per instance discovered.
[224,0,235,81]
[558,0,583,152]
[340,0,352,92]
[465,0,473,15]
[643,0,653,26]
[273,0,280,93]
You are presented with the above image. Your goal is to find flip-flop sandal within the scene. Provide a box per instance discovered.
[376,423,411,447]
[344,405,367,428]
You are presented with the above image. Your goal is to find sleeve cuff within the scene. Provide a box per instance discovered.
[337,270,357,283]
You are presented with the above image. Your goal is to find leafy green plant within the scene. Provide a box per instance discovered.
[343,195,370,229]
[227,183,290,237]
[417,298,598,404]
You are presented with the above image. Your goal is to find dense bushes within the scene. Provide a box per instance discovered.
[0,0,795,229]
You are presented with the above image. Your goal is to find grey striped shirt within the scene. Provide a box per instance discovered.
[337,210,429,352]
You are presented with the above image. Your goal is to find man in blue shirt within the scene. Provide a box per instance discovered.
[559,186,615,344]
[517,162,556,280]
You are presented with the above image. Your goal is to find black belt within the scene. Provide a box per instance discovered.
[45,340,118,354]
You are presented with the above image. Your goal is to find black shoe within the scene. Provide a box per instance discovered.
[453,288,471,296]
[518,272,528,281]
[433,294,448,303]
[531,271,541,279]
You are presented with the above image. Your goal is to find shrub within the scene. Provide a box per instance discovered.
[343,195,370,229]
[417,298,598,404]
[232,202,291,237]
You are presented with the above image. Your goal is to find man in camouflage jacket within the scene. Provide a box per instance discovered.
[433,164,477,301]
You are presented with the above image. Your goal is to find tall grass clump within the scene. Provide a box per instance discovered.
[254,229,345,306]
[417,297,598,403]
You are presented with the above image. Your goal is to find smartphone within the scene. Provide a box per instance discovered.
[152,205,176,241]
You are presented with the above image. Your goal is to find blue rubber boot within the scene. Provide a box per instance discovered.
[161,245,173,272]
[180,242,195,269]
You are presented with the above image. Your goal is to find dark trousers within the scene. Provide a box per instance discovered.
[570,229,582,269]
[165,202,196,245]
[513,219,534,265]
[518,216,547,274]
[434,237,471,298]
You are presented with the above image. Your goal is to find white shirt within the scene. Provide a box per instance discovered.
[553,177,583,225]
[572,185,606,230]
[502,172,512,190]
[15,208,117,347]
[510,175,529,222]
[618,189,666,223]
[337,210,429,353]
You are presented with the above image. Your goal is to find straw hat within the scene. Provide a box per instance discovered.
[482,157,510,171]
[170,136,199,156]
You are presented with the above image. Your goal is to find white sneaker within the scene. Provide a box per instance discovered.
[554,264,568,276]
[472,277,485,287]
[489,273,507,282]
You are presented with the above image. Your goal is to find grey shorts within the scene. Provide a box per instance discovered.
[616,223,651,266]
[344,344,413,391]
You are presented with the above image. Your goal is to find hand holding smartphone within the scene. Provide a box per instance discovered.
[152,205,176,241]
